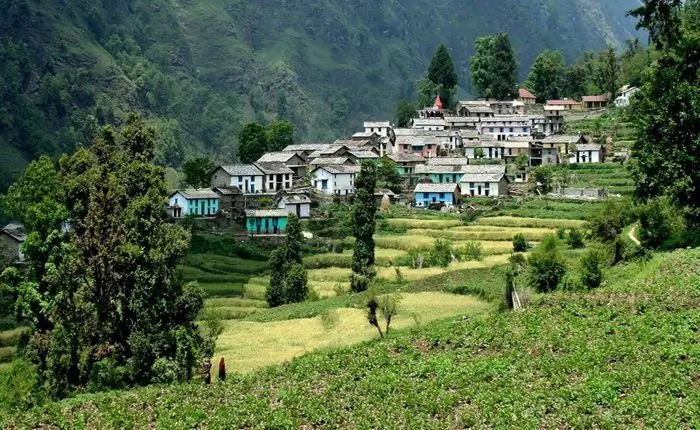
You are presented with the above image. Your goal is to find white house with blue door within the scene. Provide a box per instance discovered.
[211,165,265,194]
[414,183,461,208]
[168,189,220,218]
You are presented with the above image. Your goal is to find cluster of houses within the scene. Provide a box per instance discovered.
[165,89,613,236]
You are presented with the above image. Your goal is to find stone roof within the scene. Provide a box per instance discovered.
[387,153,425,163]
[415,164,466,174]
[460,172,506,183]
[463,139,503,148]
[459,129,481,139]
[254,162,295,175]
[315,165,361,175]
[173,188,220,200]
[395,135,442,146]
[278,194,311,204]
[412,118,446,126]
[542,135,582,144]
[462,165,506,175]
[574,144,603,152]
[213,186,243,196]
[257,152,299,163]
[414,183,460,193]
[544,105,565,111]
[308,145,349,158]
[219,164,263,176]
[363,121,391,128]
[245,209,289,218]
[348,150,379,159]
[1,223,26,242]
[309,157,353,166]
[374,188,397,196]
[283,143,331,152]
[427,157,470,166]
[461,105,494,114]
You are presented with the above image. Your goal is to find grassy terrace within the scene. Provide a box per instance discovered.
[7,249,699,428]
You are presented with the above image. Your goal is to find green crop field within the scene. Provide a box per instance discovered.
[8,249,699,428]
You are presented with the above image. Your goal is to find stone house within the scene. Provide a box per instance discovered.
[211,164,265,194]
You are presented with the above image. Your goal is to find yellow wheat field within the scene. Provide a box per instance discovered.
[213,292,492,373]
[477,216,585,229]
[386,218,463,229]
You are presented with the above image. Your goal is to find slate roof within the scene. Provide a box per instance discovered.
[1,223,26,242]
[461,105,494,114]
[542,135,581,144]
[363,121,391,128]
[213,186,243,196]
[173,188,219,200]
[254,162,295,175]
[257,152,300,163]
[414,183,460,193]
[245,209,289,218]
[574,144,603,152]
[374,188,397,196]
[387,153,425,163]
[315,165,361,174]
[415,164,466,174]
[460,172,507,183]
[309,157,353,166]
[463,139,503,148]
[427,157,470,166]
[219,164,263,176]
[348,150,379,159]
[546,99,582,106]
[282,143,331,152]
[278,194,312,204]
[412,118,446,126]
[462,165,506,175]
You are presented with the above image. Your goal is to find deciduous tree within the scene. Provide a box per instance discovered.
[471,33,518,100]
[525,50,565,103]
[182,157,215,188]
[395,100,416,128]
[237,123,267,163]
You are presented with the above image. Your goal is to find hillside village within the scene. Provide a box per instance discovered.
[164,90,629,237]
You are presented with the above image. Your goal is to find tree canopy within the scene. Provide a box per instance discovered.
[351,162,378,292]
[470,33,518,100]
[182,157,215,188]
[0,114,209,398]
[427,44,458,107]
[525,50,565,103]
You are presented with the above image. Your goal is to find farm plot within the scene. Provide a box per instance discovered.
[213,292,492,373]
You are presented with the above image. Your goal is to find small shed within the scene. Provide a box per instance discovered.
[374,188,397,206]
[245,209,289,236]
[0,223,26,263]
[276,194,312,219]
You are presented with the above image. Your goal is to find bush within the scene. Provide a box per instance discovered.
[580,249,606,290]
[88,358,128,392]
[527,235,567,293]
[587,199,637,243]
[567,228,585,249]
[461,241,484,261]
[151,358,179,385]
[638,197,687,250]
[512,233,529,252]
[556,226,566,239]
[0,359,41,413]
[428,239,452,268]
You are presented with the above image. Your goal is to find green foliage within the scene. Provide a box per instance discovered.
[514,153,529,172]
[427,44,458,107]
[579,248,606,290]
[428,239,452,268]
[181,157,215,188]
[266,214,308,307]
[377,157,402,193]
[532,166,554,194]
[0,359,41,413]
[395,101,416,128]
[567,228,585,249]
[473,148,485,159]
[525,50,566,103]
[597,46,620,100]
[470,33,518,100]
[0,115,205,400]
[237,123,268,163]
[351,163,378,292]
[629,7,700,223]
[638,197,687,249]
[265,120,295,152]
[587,198,638,243]
[527,235,566,293]
[461,241,484,262]
[512,233,528,252]
[556,226,566,239]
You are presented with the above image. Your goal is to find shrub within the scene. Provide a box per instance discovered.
[567,228,585,249]
[377,294,402,335]
[151,358,179,385]
[0,359,41,412]
[580,249,606,290]
[587,199,637,243]
[88,358,128,392]
[527,235,567,293]
[428,239,452,268]
[461,241,484,261]
[556,226,566,239]
[638,197,687,250]
[512,233,528,252]
[394,266,404,284]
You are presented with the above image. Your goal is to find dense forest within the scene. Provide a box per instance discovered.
[0,0,642,190]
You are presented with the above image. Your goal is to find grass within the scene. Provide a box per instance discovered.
[10,249,700,428]
[385,218,463,229]
[409,227,553,241]
[213,292,492,374]
[303,248,408,268]
[477,216,586,229]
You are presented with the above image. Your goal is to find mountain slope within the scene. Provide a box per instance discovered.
[0,0,641,190]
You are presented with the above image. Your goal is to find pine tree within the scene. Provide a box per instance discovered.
[470,33,518,100]
[351,162,378,292]
[427,44,458,107]
[265,214,308,306]
[598,47,620,100]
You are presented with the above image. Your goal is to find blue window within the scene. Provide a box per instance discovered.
[509,128,514,132]
[439,193,445,199]
[500,127,504,132]
[523,127,529,132]
[489,127,494,132]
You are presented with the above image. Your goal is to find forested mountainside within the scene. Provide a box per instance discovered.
[0,0,641,190]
